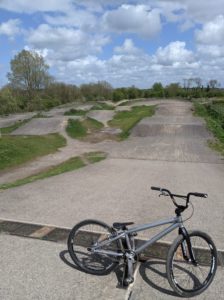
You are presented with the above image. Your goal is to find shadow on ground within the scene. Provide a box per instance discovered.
[139,260,178,297]
[59,250,125,287]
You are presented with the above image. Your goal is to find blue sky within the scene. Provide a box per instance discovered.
[0,0,224,88]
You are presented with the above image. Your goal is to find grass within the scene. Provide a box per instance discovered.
[66,117,104,139]
[0,119,31,134]
[0,134,66,171]
[83,151,107,163]
[64,108,87,116]
[108,105,155,139]
[66,119,87,138]
[82,117,104,130]
[0,151,107,190]
[194,101,224,155]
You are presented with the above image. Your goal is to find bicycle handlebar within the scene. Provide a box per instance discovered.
[190,192,208,198]
[151,186,161,191]
[151,186,207,198]
[151,186,208,212]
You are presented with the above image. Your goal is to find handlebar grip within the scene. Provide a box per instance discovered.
[191,192,208,198]
[151,186,161,191]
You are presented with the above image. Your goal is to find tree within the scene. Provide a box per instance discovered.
[165,83,181,97]
[7,50,52,100]
[152,82,164,98]
[208,79,219,89]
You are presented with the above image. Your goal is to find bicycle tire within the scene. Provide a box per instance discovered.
[166,230,217,298]
[67,219,120,275]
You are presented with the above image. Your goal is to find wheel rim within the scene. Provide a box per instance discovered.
[171,235,216,293]
[70,223,118,272]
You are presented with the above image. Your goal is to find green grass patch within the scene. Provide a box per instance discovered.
[64,108,87,116]
[84,151,107,163]
[0,151,107,190]
[194,101,224,155]
[0,119,31,134]
[0,134,66,171]
[83,117,104,130]
[66,119,87,138]
[91,103,114,110]
[0,157,84,190]
[109,105,155,139]
[66,117,104,139]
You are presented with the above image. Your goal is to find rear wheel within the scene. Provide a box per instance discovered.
[67,219,120,275]
[167,231,217,298]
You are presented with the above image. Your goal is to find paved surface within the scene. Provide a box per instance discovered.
[11,117,67,135]
[0,235,223,300]
[0,99,224,299]
[1,158,223,248]
[87,110,115,126]
[0,234,128,300]
[0,112,35,128]
[130,259,224,300]
[10,116,82,136]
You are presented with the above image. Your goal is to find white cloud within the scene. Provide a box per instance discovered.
[195,15,224,45]
[43,10,97,30]
[197,44,224,58]
[154,41,195,66]
[52,40,209,88]
[0,0,72,13]
[155,0,224,23]
[103,4,162,39]
[72,0,141,12]
[27,24,110,62]
[114,39,142,54]
[0,19,21,38]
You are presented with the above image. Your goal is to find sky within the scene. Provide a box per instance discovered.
[0,0,224,88]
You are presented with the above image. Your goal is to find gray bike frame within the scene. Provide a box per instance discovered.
[91,215,184,257]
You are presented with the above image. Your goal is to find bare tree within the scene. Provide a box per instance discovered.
[208,79,219,89]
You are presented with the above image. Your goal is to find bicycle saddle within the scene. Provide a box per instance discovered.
[113,222,134,230]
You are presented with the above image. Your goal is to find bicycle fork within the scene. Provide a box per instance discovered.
[179,227,198,265]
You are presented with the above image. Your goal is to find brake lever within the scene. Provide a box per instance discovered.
[159,192,169,197]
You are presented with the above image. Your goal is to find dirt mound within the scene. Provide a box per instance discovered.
[87,110,115,126]
[11,118,65,135]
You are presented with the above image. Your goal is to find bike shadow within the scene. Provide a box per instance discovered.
[60,252,198,297]
[59,250,124,285]
[139,259,179,297]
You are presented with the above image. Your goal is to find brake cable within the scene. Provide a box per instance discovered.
[183,201,194,222]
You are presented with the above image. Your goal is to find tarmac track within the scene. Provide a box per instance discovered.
[0,100,224,300]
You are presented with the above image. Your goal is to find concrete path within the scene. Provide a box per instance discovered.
[10,116,82,136]
[0,99,224,299]
[1,234,223,300]
[0,112,35,128]
[0,234,128,300]
[87,110,115,126]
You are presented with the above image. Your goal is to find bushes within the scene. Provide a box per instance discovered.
[0,86,20,115]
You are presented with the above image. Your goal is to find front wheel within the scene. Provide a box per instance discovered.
[67,219,120,275]
[167,230,217,298]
